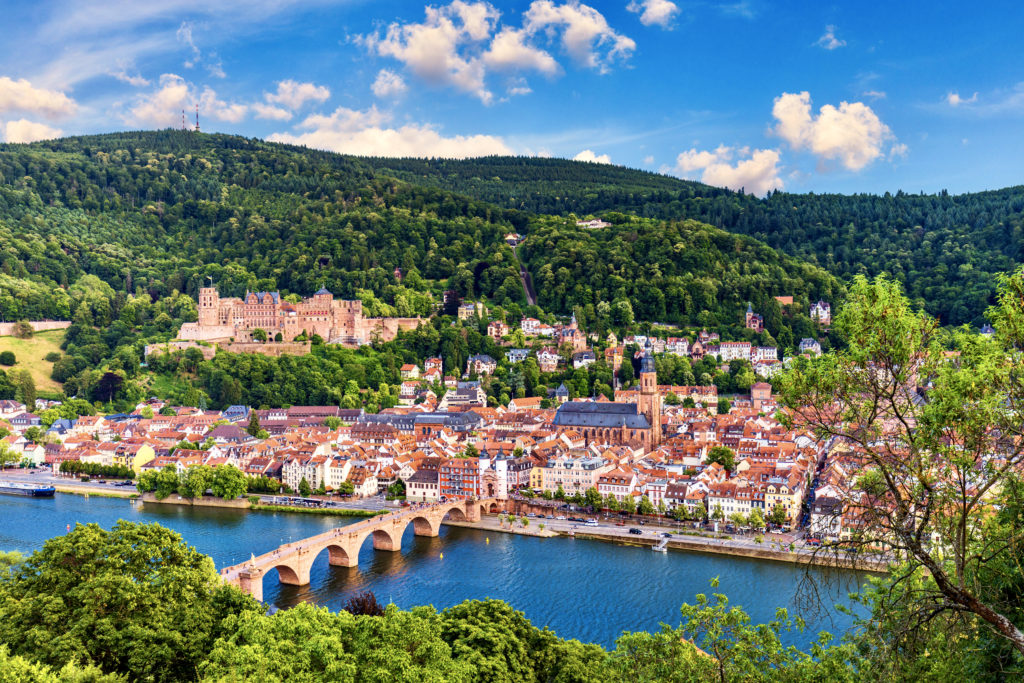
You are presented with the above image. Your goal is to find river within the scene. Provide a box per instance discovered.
[0,493,868,650]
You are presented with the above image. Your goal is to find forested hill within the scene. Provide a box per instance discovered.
[366,156,1024,325]
[0,130,837,333]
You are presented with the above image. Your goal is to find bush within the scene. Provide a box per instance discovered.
[0,351,14,366]
[44,352,61,362]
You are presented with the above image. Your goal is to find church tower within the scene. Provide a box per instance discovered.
[637,350,662,448]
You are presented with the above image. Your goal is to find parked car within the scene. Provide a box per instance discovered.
[556,515,566,520]
[628,528,643,535]
[806,538,822,546]
[661,532,672,538]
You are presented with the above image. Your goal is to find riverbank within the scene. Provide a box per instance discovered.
[250,503,382,517]
[54,484,137,499]
[444,519,559,538]
[443,514,885,572]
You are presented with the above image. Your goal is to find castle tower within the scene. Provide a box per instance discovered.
[198,286,220,327]
[637,350,662,448]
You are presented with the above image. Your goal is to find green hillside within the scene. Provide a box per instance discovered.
[366,156,1024,325]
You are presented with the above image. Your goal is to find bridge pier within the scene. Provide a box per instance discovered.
[328,544,358,568]
[412,516,440,537]
[238,570,263,602]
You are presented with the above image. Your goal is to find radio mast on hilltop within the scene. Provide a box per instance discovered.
[195,104,200,133]
[181,109,187,131]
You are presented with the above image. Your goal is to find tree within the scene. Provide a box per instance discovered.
[323,416,342,430]
[694,501,707,522]
[0,351,14,366]
[252,328,267,342]
[246,410,261,437]
[778,271,1024,656]
[637,495,655,516]
[584,486,602,510]
[388,478,406,498]
[298,477,312,498]
[554,484,565,500]
[179,465,213,499]
[0,521,258,682]
[717,398,731,415]
[712,504,724,522]
[211,464,247,500]
[462,443,478,459]
[343,590,385,617]
[706,446,735,472]
[748,507,765,530]
[768,504,787,527]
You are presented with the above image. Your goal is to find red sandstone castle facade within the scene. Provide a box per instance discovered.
[178,286,420,345]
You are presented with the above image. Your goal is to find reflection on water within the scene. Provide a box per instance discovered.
[0,493,867,649]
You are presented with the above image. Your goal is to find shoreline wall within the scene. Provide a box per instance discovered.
[0,320,71,336]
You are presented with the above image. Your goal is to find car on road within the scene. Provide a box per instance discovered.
[661,532,672,538]
[615,522,625,526]
[585,519,598,527]
[556,515,566,520]
[806,538,822,546]
[628,528,643,535]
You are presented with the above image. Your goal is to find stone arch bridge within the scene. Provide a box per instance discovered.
[221,498,502,601]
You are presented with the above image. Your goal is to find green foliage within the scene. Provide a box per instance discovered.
[0,521,259,682]
[298,477,312,498]
[369,155,1024,325]
[706,446,735,471]
[58,461,132,479]
[0,351,14,366]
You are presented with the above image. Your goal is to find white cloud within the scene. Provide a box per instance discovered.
[177,21,201,67]
[643,154,654,164]
[3,119,63,143]
[889,142,908,160]
[266,79,330,110]
[524,1,635,73]
[372,69,408,98]
[626,0,679,28]
[673,145,783,196]
[361,1,499,104]
[814,25,846,50]
[359,0,632,103]
[573,149,611,163]
[772,91,898,171]
[862,90,886,100]
[125,73,248,127]
[268,105,512,158]
[484,28,559,76]
[199,86,247,123]
[946,91,978,107]
[251,102,292,121]
[109,69,150,87]
[0,76,77,117]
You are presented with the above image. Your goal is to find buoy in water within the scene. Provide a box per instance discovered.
[486,537,490,544]
[440,552,444,560]
[66,524,70,532]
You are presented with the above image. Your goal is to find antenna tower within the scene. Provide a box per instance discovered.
[181,109,186,131]
[195,104,200,133]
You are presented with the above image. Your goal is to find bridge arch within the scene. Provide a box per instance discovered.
[272,562,305,586]
[441,505,468,522]
[326,544,357,568]
[410,515,440,537]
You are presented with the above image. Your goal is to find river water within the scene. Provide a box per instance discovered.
[0,493,867,650]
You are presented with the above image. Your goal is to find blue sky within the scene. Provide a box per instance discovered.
[1,0,1021,195]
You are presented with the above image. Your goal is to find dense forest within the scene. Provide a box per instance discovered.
[367,156,1024,325]
[0,131,846,407]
